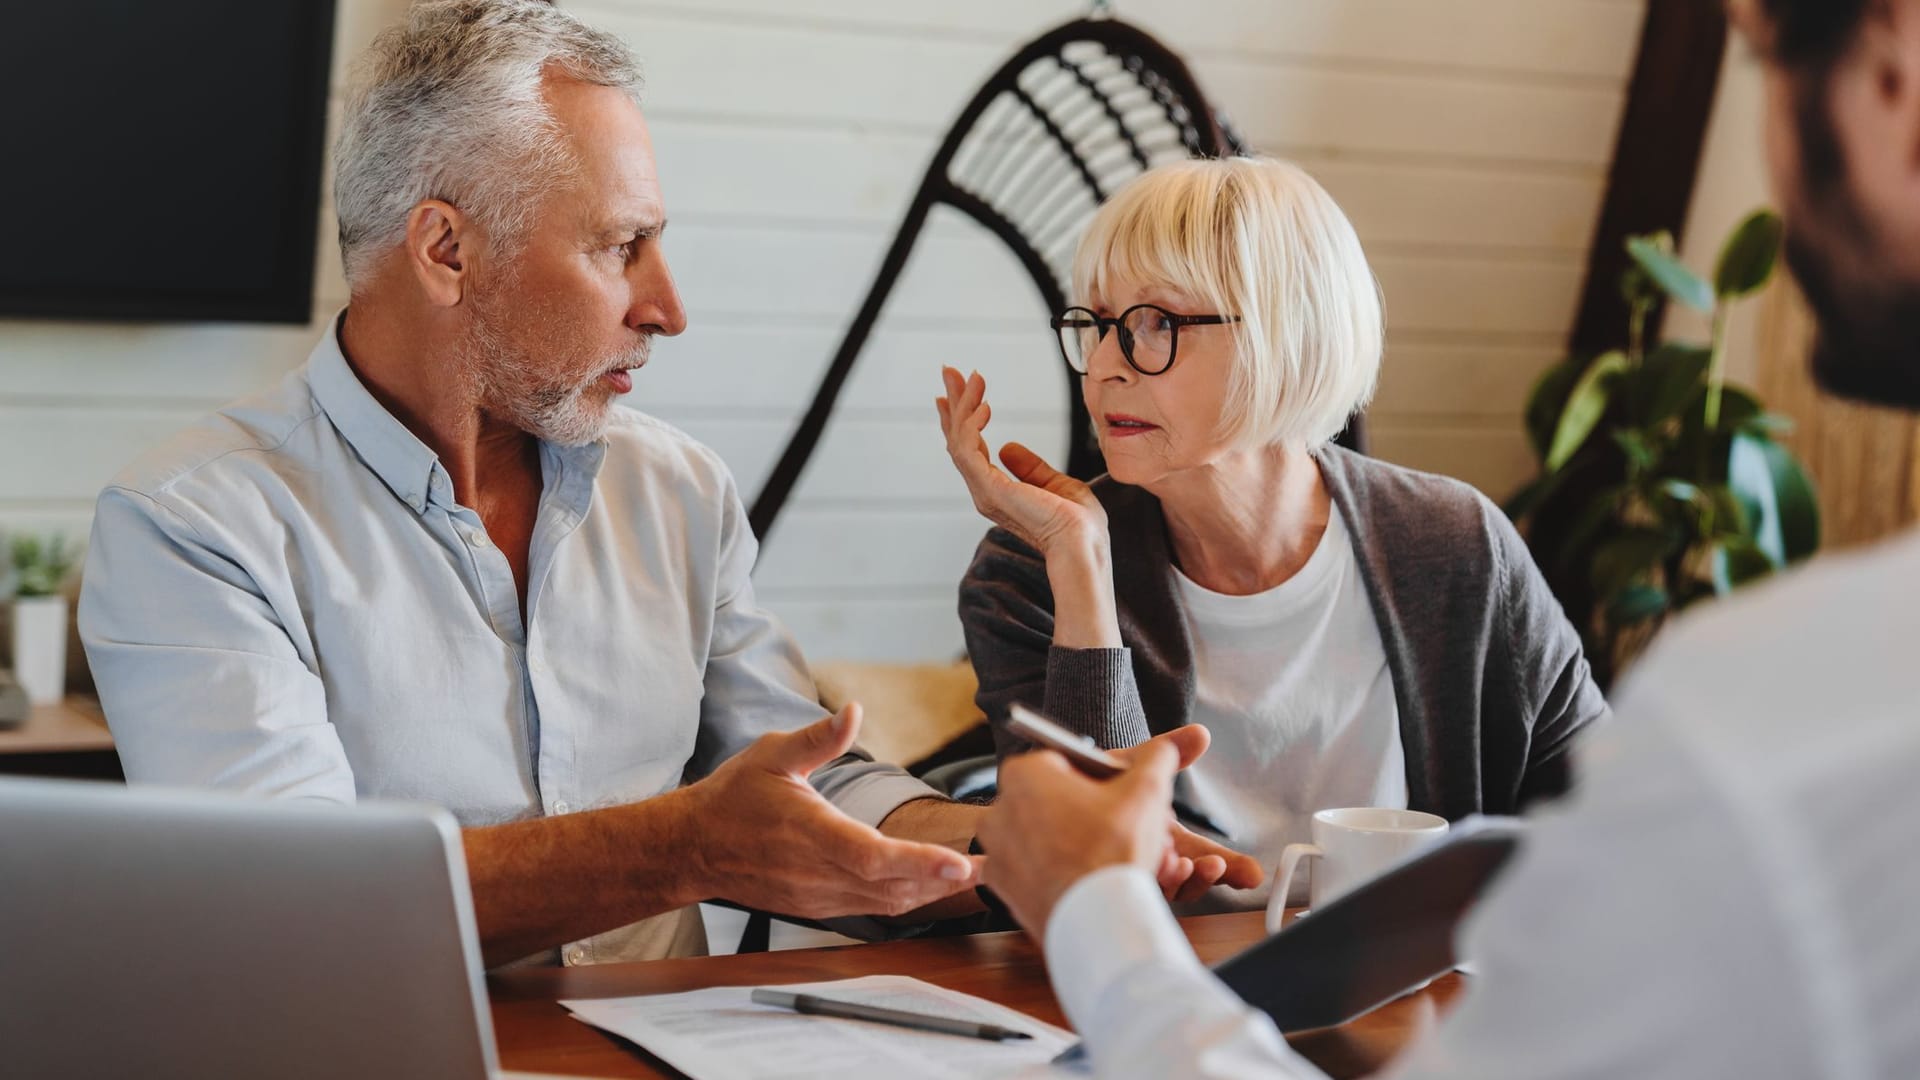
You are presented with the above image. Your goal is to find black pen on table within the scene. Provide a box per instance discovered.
[749,988,1033,1042]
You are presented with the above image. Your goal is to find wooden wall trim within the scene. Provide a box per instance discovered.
[1570,0,1728,356]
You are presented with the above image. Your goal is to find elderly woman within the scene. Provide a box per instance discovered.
[936,157,1606,909]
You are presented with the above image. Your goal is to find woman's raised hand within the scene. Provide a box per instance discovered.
[936,366,1107,555]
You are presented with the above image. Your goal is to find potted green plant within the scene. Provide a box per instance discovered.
[8,533,78,705]
[1507,210,1820,685]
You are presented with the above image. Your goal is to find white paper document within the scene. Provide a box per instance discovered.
[562,974,1074,1079]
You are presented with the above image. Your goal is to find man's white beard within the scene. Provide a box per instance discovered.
[464,298,648,447]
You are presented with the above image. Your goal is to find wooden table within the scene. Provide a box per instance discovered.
[0,696,121,780]
[491,911,1461,1079]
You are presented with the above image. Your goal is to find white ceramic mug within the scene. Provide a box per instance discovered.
[1265,808,1449,933]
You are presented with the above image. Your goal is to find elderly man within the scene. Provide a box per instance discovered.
[975,1,1920,1076]
[77,0,1251,969]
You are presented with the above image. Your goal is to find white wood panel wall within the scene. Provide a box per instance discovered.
[0,0,1647,662]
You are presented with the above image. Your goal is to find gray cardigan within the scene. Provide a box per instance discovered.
[958,446,1609,820]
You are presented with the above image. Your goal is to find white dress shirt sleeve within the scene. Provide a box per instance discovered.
[1046,865,1320,1079]
[78,485,354,801]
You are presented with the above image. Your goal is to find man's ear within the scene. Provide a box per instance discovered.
[1884,0,1920,169]
[1817,0,1920,223]
[1858,0,1920,165]
[403,199,469,308]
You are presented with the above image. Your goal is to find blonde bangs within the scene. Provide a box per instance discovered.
[1072,162,1243,324]
[1068,157,1383,449]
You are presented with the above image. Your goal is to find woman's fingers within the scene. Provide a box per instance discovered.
[1173,856,1228,904]
[961,368,987,414]
[940,367,994,443]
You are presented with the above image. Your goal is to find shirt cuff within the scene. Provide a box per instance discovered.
[810,764,951,943]
[1044,864,1204,1034]
[814,762,945,829]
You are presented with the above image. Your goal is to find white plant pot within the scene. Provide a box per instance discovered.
[11,595,68,706]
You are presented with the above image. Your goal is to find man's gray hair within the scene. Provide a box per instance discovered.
[332,0,641,288]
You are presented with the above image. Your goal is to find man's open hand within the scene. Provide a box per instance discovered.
[681,703,978,919]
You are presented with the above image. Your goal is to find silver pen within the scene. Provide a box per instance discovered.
[750,988,1034,1042]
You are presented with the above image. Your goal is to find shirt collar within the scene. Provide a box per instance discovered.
[307,310,614,517]
[306,310,448,516]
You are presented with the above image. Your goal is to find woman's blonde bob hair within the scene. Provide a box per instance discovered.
[1071,157,1383,449]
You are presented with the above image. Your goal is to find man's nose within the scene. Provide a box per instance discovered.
[629,249,688,337]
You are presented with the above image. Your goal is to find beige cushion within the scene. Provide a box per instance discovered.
[811,660,984,768]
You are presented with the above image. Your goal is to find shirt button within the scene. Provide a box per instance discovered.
[565,946,586,966]
[468,529,491,549]
[530,657,549,677]
[553,800,570,814]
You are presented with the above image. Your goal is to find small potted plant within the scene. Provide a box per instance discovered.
[1507,209,1820,685]
[8,533,78,705]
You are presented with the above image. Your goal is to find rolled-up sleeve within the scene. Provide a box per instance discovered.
[78,485,352,801]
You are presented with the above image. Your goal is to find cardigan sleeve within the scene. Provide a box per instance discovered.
[1483,499,1611,806]
[958,525,1152,756]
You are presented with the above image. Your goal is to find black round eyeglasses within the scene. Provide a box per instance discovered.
[1051,303,1241,376]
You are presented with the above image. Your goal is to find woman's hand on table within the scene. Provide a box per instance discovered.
[1120,727,1267,903]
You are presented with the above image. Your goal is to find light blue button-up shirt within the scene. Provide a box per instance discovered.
[78,317,933,963]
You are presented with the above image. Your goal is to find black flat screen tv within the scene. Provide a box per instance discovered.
[0,0,338,324]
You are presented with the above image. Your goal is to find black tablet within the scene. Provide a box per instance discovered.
[1212,816,1526,1033]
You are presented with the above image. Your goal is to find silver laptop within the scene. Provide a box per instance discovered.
[0,778,569,1079]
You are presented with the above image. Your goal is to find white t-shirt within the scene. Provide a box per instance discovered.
[1174,504,1406,910]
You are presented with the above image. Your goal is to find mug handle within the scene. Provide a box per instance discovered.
[1266,843,1322,934]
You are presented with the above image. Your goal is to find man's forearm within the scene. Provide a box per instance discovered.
[877,797,989,921]
[463,786,706,968]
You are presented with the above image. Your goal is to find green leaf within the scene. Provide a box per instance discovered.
[1728,432,1822,567]
[1523,358,1584,462]
[1627,235,1715,313]
[1711,538,1775,595]
[1714,209,1785,299]
[1546,350,1629,472]
[1611,428,1659,475]
[8,532,76,599]
[1705,483,1752,541]
[1660,479,1702,504]
[1607,583,1671,624]
[1546,482,1630,580]
[1739,412,1796,438]
[1714,385,1764,433]
[1641,343,1714,424]
[1590,526,1676,600]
